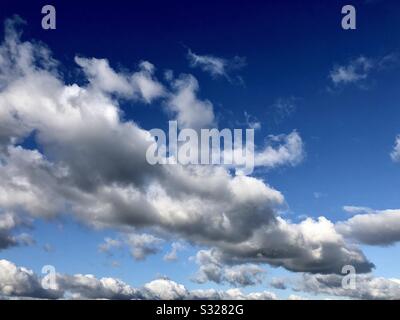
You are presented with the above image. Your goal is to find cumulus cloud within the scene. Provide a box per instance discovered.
[330,56,373,86]
[0,17,374,277]
[187,49,246,83]
[4,258,400,300]
[336,209,400,246]
[166,74,215,129]
[125,233,164,260]
[295,273,400,300]
[342,206,372,215]
[163,241,185,262]
[209,216,374,274]
[98,237,122,254]
[75,57,165,103]
[255,131,304,168]
[99,233,164,261]
[0,259,60,299]
[57,273,139,299]
[270,278,287,290]
[193,249,266,287]
[0,259,278,300]
[0,212,34,250]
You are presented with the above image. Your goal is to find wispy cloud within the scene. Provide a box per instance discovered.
[391,135,400,162]
[187,48,246,83]
[329,54,398,88]
[269,97,298,124]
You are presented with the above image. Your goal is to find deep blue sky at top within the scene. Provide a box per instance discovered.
[1,0,400,221]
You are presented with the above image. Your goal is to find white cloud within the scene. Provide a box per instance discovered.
[163,241,185,262]
[336,209,400,246]
[330,56,373,85]
[99,233,164,261]
[125,233,164,261]
[390,135,400,162]
[187,49,246,82]
[193,249,266,287]
[167,74,215,129]
[329,54,398,87]
[75,57,165,103]
[98,237,122,254]
[3,258,400,300]
[0,259,60,299]
[342,205,372,215]
[0,258,278,300]
[255,131,304,168]
[143,278,188,300]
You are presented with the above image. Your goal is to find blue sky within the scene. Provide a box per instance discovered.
[1,0,400,300]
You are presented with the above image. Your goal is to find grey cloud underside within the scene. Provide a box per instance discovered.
[295,273,400,300]
[0,16,389,277]
[336,209,400,246]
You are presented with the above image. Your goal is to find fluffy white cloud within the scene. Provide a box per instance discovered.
[167,74,215,129]
[57,274,139,299]
[255,131,304,168]
[143,279,188,300]
[0,212,19,249]
[4,257,399,300]
[98,237,122,254]
[75,57,165,102]
[336,209,400,246]
[0,259,60,299]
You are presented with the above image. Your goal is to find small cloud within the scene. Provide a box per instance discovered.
[270,277,287,290]
[391,135,400,162]
[15,233,35,246]
[125,233,164,261]
[110,261,121,268]
[342,205,372,215]
[313,192,325,199]
[330,56,373,86]
[98,237,122,255]
[99,234,164,261]
[163,242,186,262]
[243,111,261,130]
[255,131,305,168]
[269,97,298,124]
[186,48,246,84]
[43,243,54,252]
[329,53,399,88]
